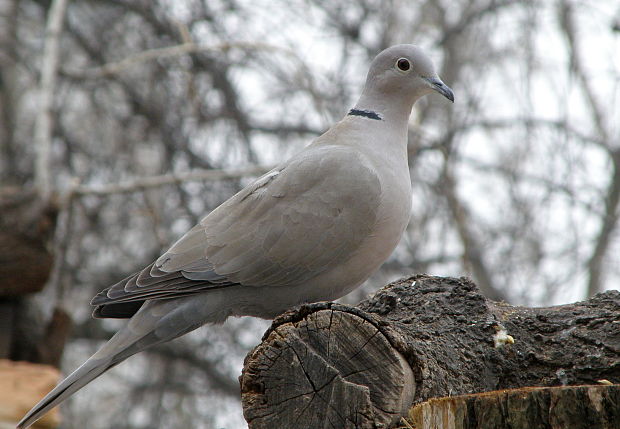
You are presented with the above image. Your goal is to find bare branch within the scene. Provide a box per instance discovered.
[48,195,75,308]
[436,0,523,46]
[586,151,620,297]
[558,1,610,144]
[71,165,272,197]
[0,0,20,183]
[152,343,240,397]
[34,0,70,201]
[558,0,617,296]
[64,42,292,79]
[440,153,508,302]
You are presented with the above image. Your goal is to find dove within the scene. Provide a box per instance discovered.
[18,44,453,428]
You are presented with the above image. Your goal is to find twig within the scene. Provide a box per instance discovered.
[71,165,273,197]
[558,1,609,144]
[34,0,70,201]
[64,42,292,79]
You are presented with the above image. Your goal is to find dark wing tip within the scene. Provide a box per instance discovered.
[93,301,145,319]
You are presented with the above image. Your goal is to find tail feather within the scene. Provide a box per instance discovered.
[17,293,222,429]
[17,357,116,428]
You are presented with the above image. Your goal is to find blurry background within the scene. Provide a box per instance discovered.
[0,0,618,427]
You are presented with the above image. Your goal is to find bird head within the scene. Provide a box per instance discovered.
[363,44,454,104]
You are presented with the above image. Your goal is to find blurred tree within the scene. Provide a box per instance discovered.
[0,0,617,427]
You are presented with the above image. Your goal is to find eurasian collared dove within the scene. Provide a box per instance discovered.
[18,44,453,428]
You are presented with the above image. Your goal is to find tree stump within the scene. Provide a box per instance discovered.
[240,275,620,428]
[240,306,414,428]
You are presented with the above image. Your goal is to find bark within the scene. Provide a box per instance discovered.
[407,385,620,429]
[0,188,57,297]
[0,188,66,367]
[0,232,54,297]
[240,275,620,428]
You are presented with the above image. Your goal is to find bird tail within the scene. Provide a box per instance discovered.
[17,354,117,429]
[17,293,224,429]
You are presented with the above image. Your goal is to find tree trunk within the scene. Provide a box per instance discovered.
[0,188,67,366]
[240,275,620,428]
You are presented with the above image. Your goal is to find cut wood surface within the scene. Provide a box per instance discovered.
[241,307,415,428]
[240,275,620,428]
[0,360,60,429]
[407,384,620,429]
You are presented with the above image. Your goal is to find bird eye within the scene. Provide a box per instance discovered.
[396,58,411,71]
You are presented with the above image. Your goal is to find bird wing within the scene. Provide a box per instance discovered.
[92,145,382,317]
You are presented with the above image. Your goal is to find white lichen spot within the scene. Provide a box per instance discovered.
[493,328,515,348]
[556,368,568,386]
[410,281,416,288]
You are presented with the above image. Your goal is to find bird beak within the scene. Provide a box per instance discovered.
[424,77,455,103]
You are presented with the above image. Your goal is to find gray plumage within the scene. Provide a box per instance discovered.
[18,44,453,429]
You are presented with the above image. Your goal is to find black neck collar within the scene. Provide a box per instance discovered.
[348,108,382,121]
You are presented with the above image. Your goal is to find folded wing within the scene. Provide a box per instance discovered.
[92,146,381,317]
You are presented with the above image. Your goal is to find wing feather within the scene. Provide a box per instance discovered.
[203,146,381,286]
[92,146,381,318]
